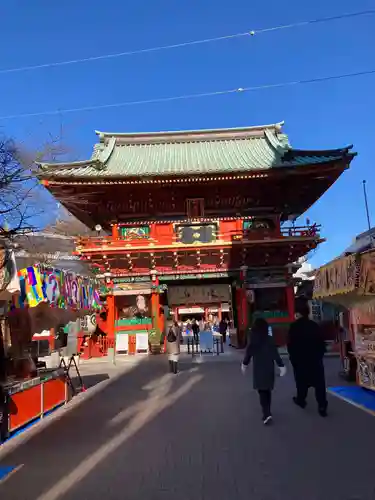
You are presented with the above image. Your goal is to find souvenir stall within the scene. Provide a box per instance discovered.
[350,301,375,390]
[347,251,375,389]
[313,251,375,387]
[0,263,100,442]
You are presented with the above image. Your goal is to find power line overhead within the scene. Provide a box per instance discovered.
[1,68,374,121]
[0,9,374,75]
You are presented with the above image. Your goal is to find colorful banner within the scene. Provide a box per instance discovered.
[15,264,101,311]
[18,266,45,308]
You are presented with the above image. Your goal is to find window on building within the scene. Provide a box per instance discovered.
[186,198,204,218]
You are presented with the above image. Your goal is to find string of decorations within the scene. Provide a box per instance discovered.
[13,264,101,311]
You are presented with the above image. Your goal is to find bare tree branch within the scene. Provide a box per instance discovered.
[0,130,93,291]
[0,137,39,242]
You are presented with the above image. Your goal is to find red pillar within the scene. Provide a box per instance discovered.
[151,276,160,334]
[106,294,115,339]
[149,223,157,241]
[49,327,55,352]
[204,307,209,322]
[112,224,119,239]
[158,306,165,336]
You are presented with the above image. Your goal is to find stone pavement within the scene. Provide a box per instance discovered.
[0,355,375,500]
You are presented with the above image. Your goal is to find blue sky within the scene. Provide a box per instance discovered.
[1,0,375,268]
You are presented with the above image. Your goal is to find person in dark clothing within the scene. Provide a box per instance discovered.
[241,318,286,425]
[288,301,328,417]
[219,318,228,344]
[191,319,200,343]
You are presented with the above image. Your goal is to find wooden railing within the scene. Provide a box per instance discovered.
[77,235,156,248]
[280,224,320,237]
[230,224,320,241]
[77,224,321,250]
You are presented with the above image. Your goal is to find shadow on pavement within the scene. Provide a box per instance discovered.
[0,355,203,500]
[75,373,110,390]
[1,357,375,500]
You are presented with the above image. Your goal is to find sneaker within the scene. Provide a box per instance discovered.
[263,415,273,425]
[293,397,306,409]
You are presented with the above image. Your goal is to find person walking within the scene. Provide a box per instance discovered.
[219,318,228,344]
[241,318,286,425]
[191,319,200,344]
[288,300,328,417]
[167,321,181,374]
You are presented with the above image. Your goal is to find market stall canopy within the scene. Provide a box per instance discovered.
[313,251,375,307]
[0,249,20,301]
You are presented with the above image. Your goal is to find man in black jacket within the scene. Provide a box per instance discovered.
[288,300,328,417]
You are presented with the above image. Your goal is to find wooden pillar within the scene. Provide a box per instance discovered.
[112,224,119,239]
[173,307,178,322]
[204,307,209,322]
[48,327,55,352]
[106,294,115,339]
[149,223,157,242]
[151,276,160,334]
[158,304,164,336]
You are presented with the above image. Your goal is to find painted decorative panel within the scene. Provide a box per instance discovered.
[176,223,217,244]
[243,218,275,231]
[116,294,151,321]
[168,284,230,305]
[120,226,150,240]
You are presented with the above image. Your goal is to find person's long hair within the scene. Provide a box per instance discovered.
[250,318,270,348]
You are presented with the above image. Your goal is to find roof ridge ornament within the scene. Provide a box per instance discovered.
[98,136,116,165]
[264,128,289,156]
[92,159,106,171]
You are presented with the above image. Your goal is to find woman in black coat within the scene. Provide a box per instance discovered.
[241,318,286,424]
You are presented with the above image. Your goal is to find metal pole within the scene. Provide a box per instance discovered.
[363,180,373,247]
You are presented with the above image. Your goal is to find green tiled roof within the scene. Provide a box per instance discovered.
[38,123,355,179]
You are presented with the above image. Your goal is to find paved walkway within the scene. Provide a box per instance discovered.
[0,356,374,500]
